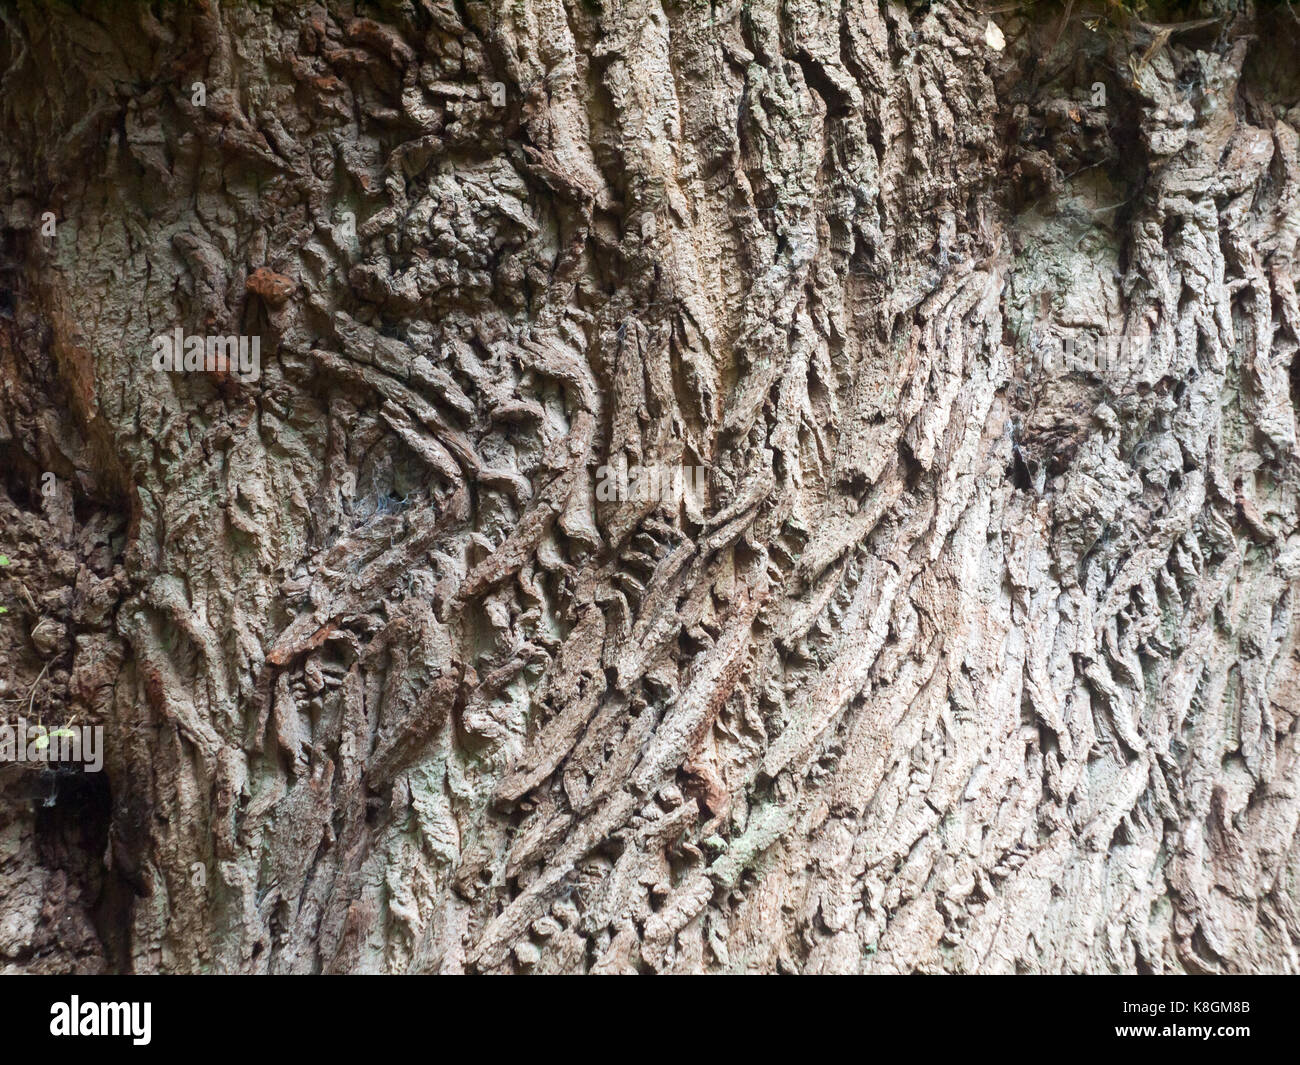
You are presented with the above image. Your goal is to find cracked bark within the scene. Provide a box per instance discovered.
[2,0,1300,974]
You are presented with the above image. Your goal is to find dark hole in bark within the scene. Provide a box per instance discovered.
[33,767,109,861]
[0,448,37,511]
[1289,350,1300,436]
[1010,445,1033,492]
[33,766,132,971]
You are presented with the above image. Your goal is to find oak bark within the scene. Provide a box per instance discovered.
[3,0,1300,974]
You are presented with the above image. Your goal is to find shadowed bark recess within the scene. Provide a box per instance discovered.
[2,0,1300,974]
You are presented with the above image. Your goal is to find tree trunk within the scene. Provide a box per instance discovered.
[2,0,1300,974]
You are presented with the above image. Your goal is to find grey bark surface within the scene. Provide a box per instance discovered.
[2,0,1300,974]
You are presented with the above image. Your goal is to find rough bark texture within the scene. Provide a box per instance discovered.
[2,0,1300,974]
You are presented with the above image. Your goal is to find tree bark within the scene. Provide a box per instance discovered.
[2,0,1300,974]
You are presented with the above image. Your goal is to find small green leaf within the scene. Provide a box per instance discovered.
[50,728,77,739]
[0,555,9,566]
[32,735,50,750]
[0,607,7,614]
